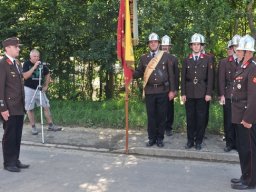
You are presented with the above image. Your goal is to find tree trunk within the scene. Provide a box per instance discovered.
[247,0,256,38]
[105,70,114,99]
[99,70,103,101]
[233,17,239,35]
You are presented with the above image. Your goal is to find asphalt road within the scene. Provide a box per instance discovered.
[0,145,243,192]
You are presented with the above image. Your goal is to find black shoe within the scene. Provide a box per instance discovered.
[4,166,20,172]
[195,144,202,150]
[231,178,241,184]
[17,162,30,169]
[185,142,194,149]
[224,146,233,152]
[146,139,156,147]
[157,140,164,148]
[166,130,173,136]
[231,183,255,190]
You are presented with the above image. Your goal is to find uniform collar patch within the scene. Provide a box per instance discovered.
[228,56,234,62]
[200,53,205,58]
[241,58,253,68]
[242,61,250,68]
[189,53,204,59]
[6,58,12,65]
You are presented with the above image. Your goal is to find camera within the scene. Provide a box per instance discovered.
[38,62,49,69]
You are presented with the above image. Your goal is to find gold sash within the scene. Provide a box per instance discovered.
[143,50,164,97]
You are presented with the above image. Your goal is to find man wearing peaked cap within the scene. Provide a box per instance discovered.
[0,37,29,172]
[230,34,256,190]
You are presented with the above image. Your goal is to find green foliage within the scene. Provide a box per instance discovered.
[29,99,224,134]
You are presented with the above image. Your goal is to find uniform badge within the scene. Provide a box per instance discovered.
[253,77,256,84]
[237,84,242,89]
[236,76,243,80]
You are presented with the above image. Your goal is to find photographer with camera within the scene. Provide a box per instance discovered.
[23,49,61,135]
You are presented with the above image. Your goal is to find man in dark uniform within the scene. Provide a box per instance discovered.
[230,34,256,190]
[218,35,241,152]
[161,35,179,136]
[0,37,29,172]
[181,33,214,150]
[133,32,175,147]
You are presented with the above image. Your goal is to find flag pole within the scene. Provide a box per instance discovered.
[125,83,129,154]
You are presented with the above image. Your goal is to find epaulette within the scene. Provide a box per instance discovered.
[188,54,193,59]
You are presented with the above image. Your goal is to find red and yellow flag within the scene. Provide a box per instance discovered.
[117,0,135,86]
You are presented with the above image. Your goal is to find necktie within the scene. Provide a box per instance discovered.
[13,60,21,74]
[235,58,239,66]
[195,56,198,61]
[152,52,155,57]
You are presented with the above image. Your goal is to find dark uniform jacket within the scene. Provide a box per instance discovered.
[218,56,237,99]
[0,56,25,116]
[181,53,214,98]
[133,52,175,94]
[168,54,179,91]
[231,58,256,124]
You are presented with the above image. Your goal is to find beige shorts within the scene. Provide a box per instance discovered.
[24,86,50,110]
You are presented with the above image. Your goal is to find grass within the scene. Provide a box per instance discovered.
[27,98,224,134]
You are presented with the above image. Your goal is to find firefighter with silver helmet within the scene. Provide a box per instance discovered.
[181,33,214,150]
[229,35,256,190]
[229,34,241,63]
[218,35,242,153]
[133,32,176,148]
[160,35,179,136]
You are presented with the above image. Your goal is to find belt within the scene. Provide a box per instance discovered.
[231,98,247,103]
[186,79,206,85]
[147,83,164,88]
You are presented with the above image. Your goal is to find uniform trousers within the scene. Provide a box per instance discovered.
[2,115,24,167]
[223,99,236,148]
[145,93,168,141]
[166,99,174,132]
[185,98,207,145]
[235,124,256,187]
[205,101,210,130]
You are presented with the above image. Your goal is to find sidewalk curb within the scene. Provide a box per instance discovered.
[21,140,239,163]
[21,140,109,153]
[124,147,239,163]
